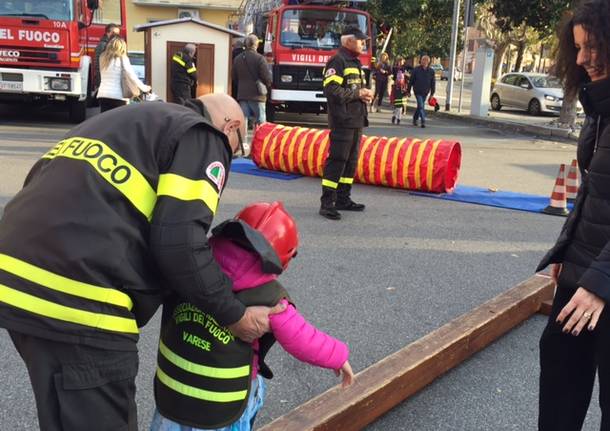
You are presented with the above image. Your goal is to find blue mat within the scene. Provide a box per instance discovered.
[409,185,574,214]
[230,158,303,180]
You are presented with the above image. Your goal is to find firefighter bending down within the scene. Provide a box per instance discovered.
[0,94,284,430]
[171,43,198,105]
[319,26,373,220]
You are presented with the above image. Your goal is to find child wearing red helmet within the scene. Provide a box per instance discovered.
[151,201,353,431]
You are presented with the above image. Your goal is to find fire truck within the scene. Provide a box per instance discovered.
[237,0,374,121]
[0,0,126,122]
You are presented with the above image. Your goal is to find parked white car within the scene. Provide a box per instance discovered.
[490,73,583,116]
[440,68,462,81]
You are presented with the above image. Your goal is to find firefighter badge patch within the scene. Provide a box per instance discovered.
[206,161,225,190]
[325,68,336,77]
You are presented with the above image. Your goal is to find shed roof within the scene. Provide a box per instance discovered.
[134,17,244,37]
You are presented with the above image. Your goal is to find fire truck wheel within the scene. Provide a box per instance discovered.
[69,98,87,123]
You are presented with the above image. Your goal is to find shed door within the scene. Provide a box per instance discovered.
[166,42,215,103]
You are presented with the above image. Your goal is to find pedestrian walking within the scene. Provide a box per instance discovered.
[319,26,373,220]
[170,43,198,105]
[372,52,392,112]
[536,1,610,430]
[94,23,120,92]
[97,37,150,112]
[232,34,272,127]
[150,201,353,431]
[408,55,435,128]
[0,94,282,431]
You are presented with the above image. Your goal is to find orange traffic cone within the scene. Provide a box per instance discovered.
[543,164,570,216]
[566,159,580,203]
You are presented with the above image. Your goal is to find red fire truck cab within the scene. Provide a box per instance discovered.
[258,0,373,121]
[0,0,126,122]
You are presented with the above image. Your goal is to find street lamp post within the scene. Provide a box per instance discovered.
[445,0,461,111]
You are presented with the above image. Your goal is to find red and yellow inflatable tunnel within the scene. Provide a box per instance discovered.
[251,123,461,193]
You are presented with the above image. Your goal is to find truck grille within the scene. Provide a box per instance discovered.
[274,66,324,91]
[0,46,61,64]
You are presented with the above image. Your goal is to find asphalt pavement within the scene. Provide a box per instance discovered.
[0,104,599,430]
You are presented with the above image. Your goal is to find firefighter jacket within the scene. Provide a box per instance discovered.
[171,51,197,88]
[0,101,245,351]
[155,280,289,429]
[323,47,369,129]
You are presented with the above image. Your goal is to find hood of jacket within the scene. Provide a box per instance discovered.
[210,237,277,292]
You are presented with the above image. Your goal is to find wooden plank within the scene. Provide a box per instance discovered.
[259,274,554,431]
[538,299,554,316]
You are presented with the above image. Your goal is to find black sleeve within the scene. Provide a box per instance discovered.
[323,57,358,104]
[149,127,245,326]
[187,57,198,82]
[579,242,610,303]
[430,70,436,97]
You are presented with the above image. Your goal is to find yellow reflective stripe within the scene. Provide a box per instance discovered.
[156,367,248,403]
[0,254,133,310]
[339,177,354,184]
[172,55,186,67]
[157,173,219,214]
[414,139,430,190]
[260,124,284,169]
[159,340,250,379]
[0,284,138,334]
[380,137,396,186]
[42,137,157,221]
[323,75,344,86]
[343,67,360,76]
[426,140,441,191]
[186,66,197,74]
[322,179,338,189]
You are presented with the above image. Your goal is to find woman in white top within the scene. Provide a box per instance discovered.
[97,37,151,112]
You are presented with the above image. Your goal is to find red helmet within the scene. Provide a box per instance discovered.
[428,97,438,107]
[235,201,298,269]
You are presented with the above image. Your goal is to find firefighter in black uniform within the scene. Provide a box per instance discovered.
[319,27,373,220]
[171,43,198,105]
[0,94,283,431]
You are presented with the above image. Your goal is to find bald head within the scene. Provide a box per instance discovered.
[198,93,245,154]
[184,43,196,56]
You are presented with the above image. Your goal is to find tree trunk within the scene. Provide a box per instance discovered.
[559,91,578,128]
[492,42,508,80]
[514,41,526,72]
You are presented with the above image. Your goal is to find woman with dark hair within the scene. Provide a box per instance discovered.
[372,52,392,112]
[536,1,610,429]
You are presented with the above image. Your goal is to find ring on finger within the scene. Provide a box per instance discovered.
[583,312,592,320]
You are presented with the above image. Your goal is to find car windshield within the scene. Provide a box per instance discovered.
[280,9,368,51]
[129,54,145,66]
[0,0,73,21]
[530,76,562,88]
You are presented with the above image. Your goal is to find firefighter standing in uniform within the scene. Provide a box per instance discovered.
[319,27,373,220]
[0,93,284,431]
[171,43,198,105]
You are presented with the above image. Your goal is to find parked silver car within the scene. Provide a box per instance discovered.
[490,73,582,115]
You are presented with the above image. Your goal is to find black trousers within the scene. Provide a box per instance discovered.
[99,98,126,113]
[171,83,192,105]
[321,127,362,206]
[539,285,610,430]
[8,330,138,431]
[375,79,387,106]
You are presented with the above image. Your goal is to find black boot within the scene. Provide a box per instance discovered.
[336,184,365,211]
[397,118,401,125]
[391,116,396,124]
[413,119,418,126]
[320,187,341,220]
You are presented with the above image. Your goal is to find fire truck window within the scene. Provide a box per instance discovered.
[92,0,122,25]
[0,0,73,21]
[280,9,368,50]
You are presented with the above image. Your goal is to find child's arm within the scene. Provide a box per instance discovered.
[269,299,350,372]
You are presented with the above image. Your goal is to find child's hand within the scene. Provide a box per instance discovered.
[334,361,354,388]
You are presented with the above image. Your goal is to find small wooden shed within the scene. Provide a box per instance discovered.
[135,17,244,103]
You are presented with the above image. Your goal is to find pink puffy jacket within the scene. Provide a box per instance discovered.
[210,237,349,377]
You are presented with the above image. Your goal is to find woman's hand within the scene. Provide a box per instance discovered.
[334,361,354,388]
[557,287,605,335]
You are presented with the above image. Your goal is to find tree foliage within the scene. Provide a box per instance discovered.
[367,0,459,59]
[490,0,573,37]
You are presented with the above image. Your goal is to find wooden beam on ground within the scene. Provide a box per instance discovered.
[259,274,554,431]
[538,299,553,316]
